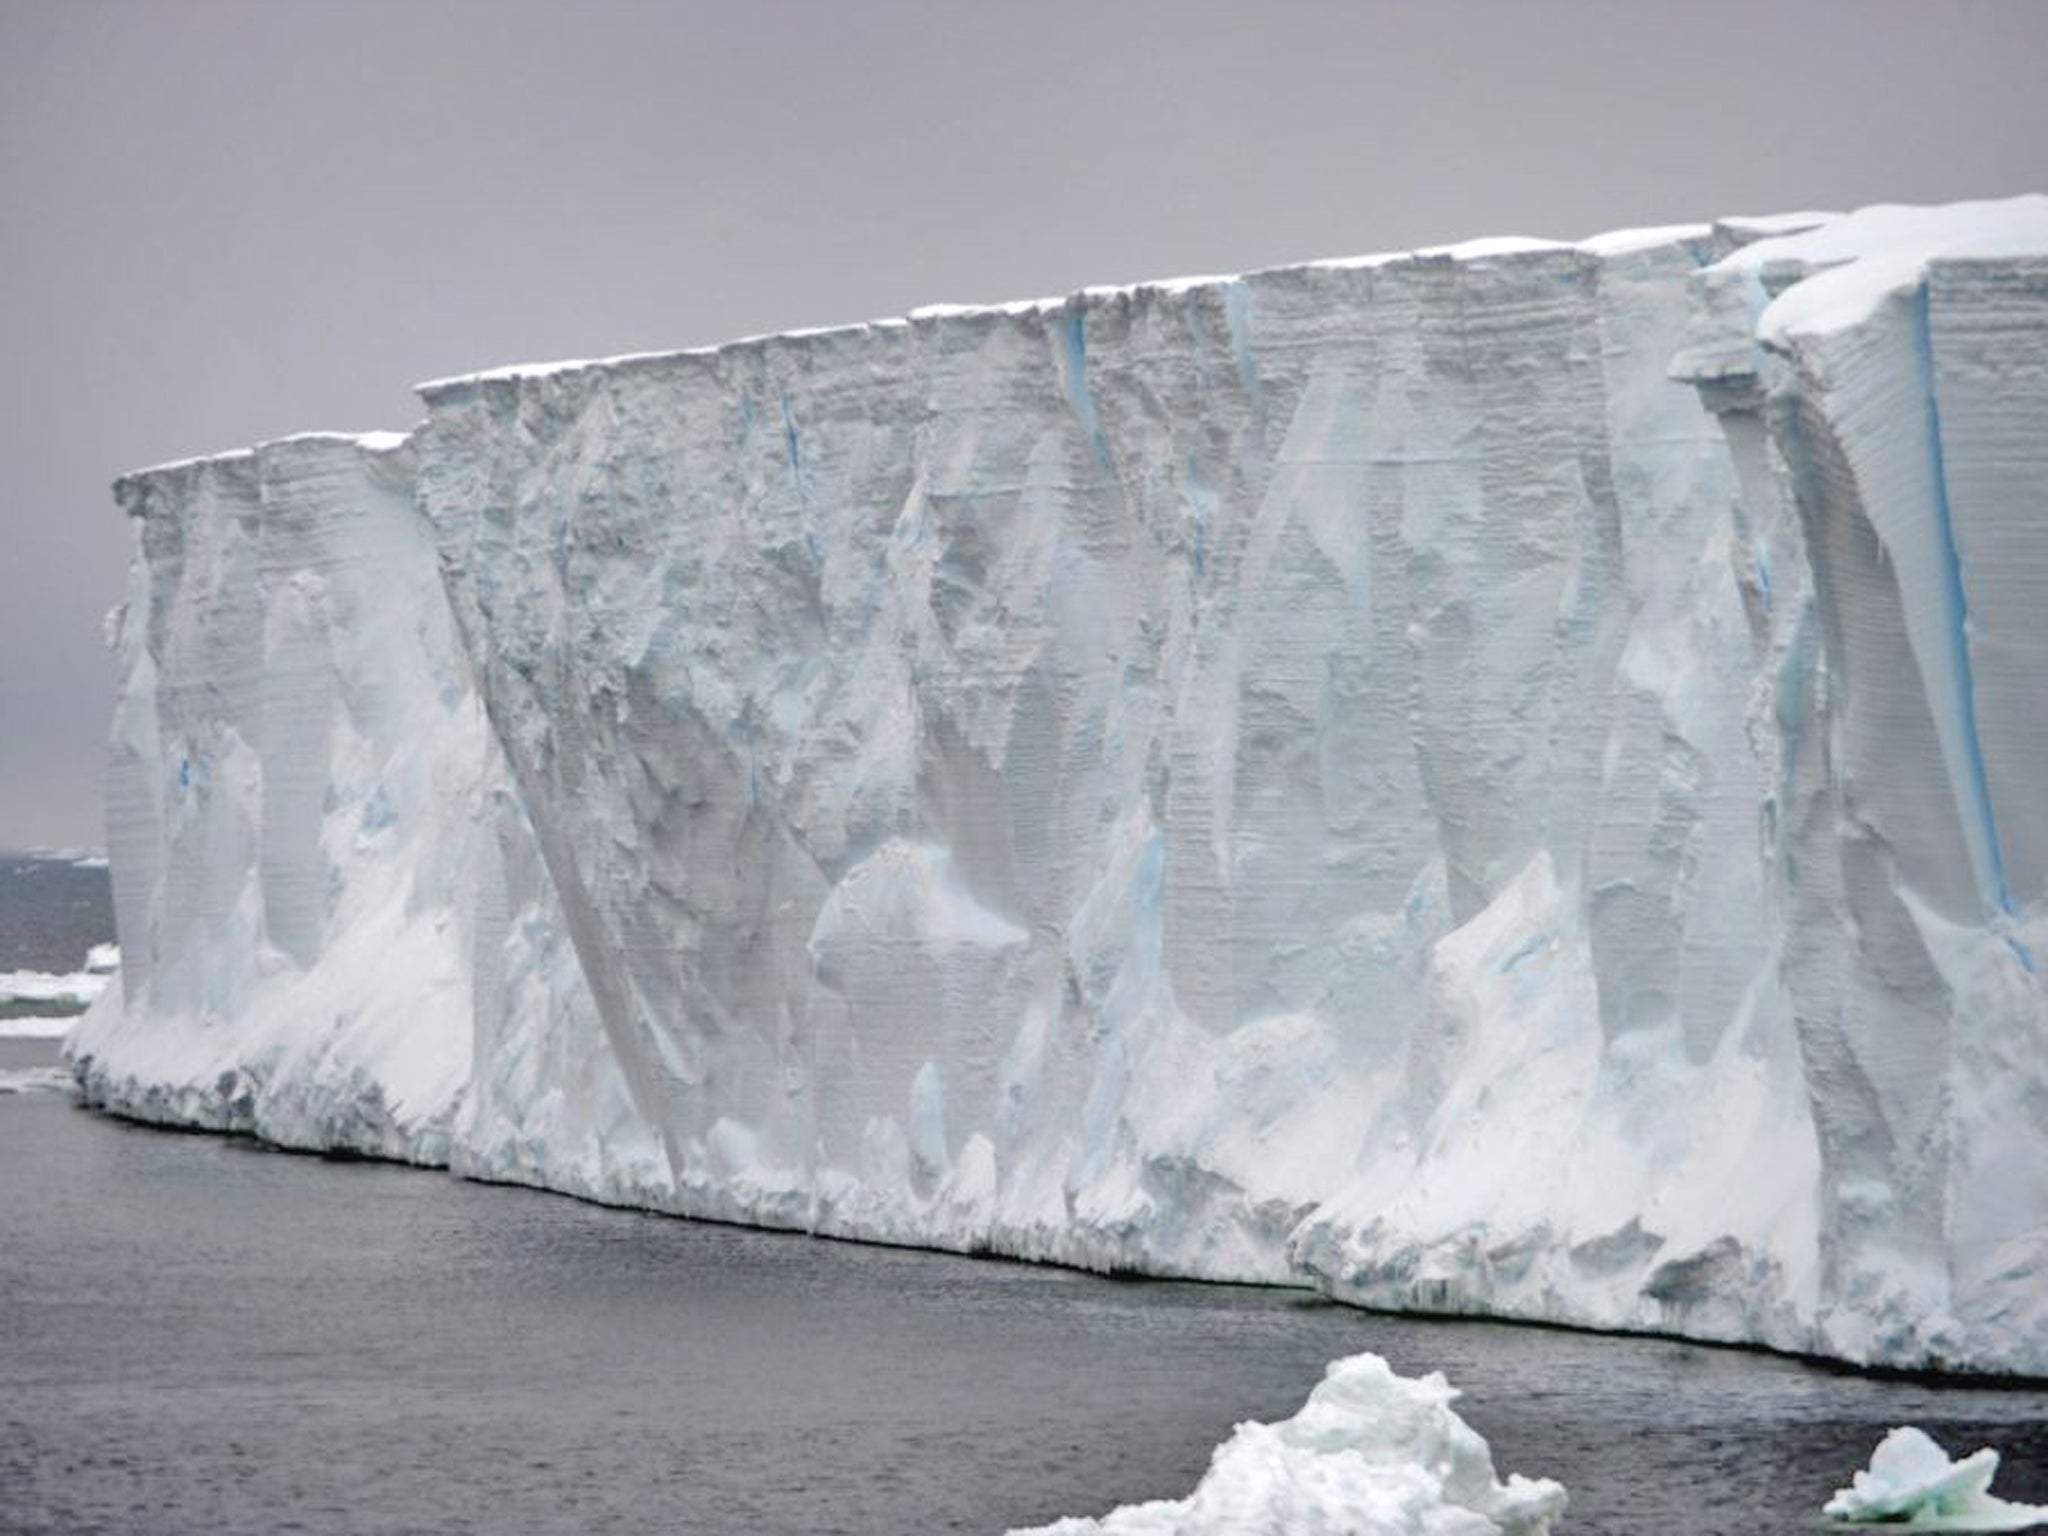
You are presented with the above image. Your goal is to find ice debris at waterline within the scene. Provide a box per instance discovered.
[0,1016,85,1041]
[0,946,120,1016]
[1012,1352,1564,1536]
[0,1066,78,1097]
[1,967,110,1010]
[72,196,2048,1373]
[1825,1428,2048,1531]
[2,946,121,1034]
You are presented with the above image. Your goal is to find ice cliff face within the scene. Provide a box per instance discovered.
[78,433,473,1155]
[74,434,649,1190]
[72,198,2048,1375]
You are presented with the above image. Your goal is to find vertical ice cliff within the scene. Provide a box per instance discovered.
[1670,201,2048,1370]
[72,434,646,1187]
[74,198,2048,1374]
[76,434,472,1155]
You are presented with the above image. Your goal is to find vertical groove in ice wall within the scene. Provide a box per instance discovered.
[1913,287,2012,922]
[1674,200,2048,1369]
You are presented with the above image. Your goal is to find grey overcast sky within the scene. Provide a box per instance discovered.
[3,0,2045,850]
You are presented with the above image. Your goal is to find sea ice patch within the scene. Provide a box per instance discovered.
[0,1016,80,1041]
[0,1065,78,1096]
[0,970,108,1010]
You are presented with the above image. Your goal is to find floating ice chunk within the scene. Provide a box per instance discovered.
[1825,1427,2048,1530]
[1011,1351,1564,1536]
[0,1065,77,1094]
[0,970,107,1008]
[0,1015,80,1041]
[84,944,120,975]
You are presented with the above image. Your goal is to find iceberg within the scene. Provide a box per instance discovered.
[1010,1351,1564,1536]
[1825,1427,2047,1531]
[70,197,2048,1374]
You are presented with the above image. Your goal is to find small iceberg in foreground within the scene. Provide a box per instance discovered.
[1011,1350,1565,1536]
[1825,1427,2048,1530]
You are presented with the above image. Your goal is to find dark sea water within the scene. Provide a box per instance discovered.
[0,855,115,975]
[0,855,114,1031]
[2,862,2044,1535]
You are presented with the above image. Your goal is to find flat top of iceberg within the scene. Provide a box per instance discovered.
[1723,196,2048,345]
[117,429,410,489]
[1577,222,1715,255]
[1717,210,1842,239]
[125,198,2048,479]
[416,202,2031,398]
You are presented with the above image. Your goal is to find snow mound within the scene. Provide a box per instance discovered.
[1012,1352,1564,1536]
[1825,1427,2048,1530]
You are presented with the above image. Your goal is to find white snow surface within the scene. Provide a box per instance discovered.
[73,198,2048,1373]
[1825,1427,2048,1530]
[1011,1351,1564,1536]
[1745,197,2048,344]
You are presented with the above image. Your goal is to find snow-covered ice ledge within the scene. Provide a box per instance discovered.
[74,198,2048,1375]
